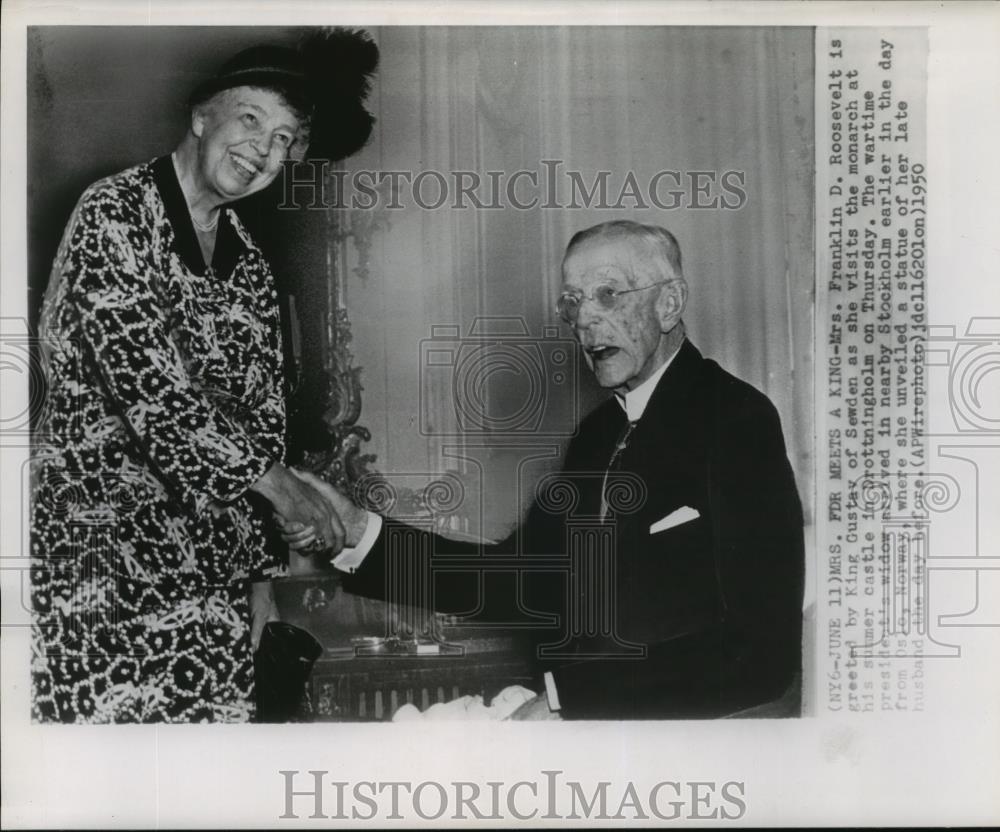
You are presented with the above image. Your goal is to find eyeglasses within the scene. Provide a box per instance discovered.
[556,280,670,323]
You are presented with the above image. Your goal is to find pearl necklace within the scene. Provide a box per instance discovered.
[192,212,220,233]
[170,152,220,234]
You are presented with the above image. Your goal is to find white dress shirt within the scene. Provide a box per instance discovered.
[330,511,383,573]
[614,343,679,421]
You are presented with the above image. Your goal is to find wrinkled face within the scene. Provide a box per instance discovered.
[561,237,680,393]
[192,86,307,202]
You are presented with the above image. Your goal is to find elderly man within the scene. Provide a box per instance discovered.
[286,220,804,720]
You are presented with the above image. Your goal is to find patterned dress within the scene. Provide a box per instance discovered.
[31,155,286,723]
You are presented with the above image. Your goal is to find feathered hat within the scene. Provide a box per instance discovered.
[188,27,379,162]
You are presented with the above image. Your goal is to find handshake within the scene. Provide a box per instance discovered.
[251,464,367,555]
[251,463,562,721]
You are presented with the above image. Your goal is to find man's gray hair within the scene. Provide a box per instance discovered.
[565,220,683,280]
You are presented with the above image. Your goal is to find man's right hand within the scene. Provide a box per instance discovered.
[278,469,369,551]
[250,463,345,554]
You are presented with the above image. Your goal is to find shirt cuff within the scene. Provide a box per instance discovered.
[544,671,562,711]
[331,511,382,573]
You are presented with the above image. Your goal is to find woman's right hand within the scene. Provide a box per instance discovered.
[250,463,345,554]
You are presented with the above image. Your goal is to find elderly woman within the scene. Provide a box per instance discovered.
[30,31,378,723]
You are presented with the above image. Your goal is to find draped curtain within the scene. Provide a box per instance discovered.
[345,26,814,546]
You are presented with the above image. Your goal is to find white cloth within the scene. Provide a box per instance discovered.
[391,685,537,721]
[544,671,562,711]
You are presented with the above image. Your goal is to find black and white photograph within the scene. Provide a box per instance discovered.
[1,1,998,827]
[23,22,813,726]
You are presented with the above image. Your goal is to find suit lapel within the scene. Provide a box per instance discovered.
[565,339,709,523]
[631,338,705,438]
[615,339,709,533]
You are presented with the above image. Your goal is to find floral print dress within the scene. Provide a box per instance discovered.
[31,155,286,723]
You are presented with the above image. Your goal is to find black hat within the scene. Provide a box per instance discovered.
[189,28,379,162]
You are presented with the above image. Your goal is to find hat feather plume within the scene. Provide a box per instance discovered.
[299,27,380,162]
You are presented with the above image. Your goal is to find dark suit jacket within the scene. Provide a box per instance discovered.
[343,340,804,719]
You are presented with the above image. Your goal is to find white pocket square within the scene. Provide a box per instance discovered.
[649,506,700,534]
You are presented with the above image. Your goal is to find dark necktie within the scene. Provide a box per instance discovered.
[600,418,637,520]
